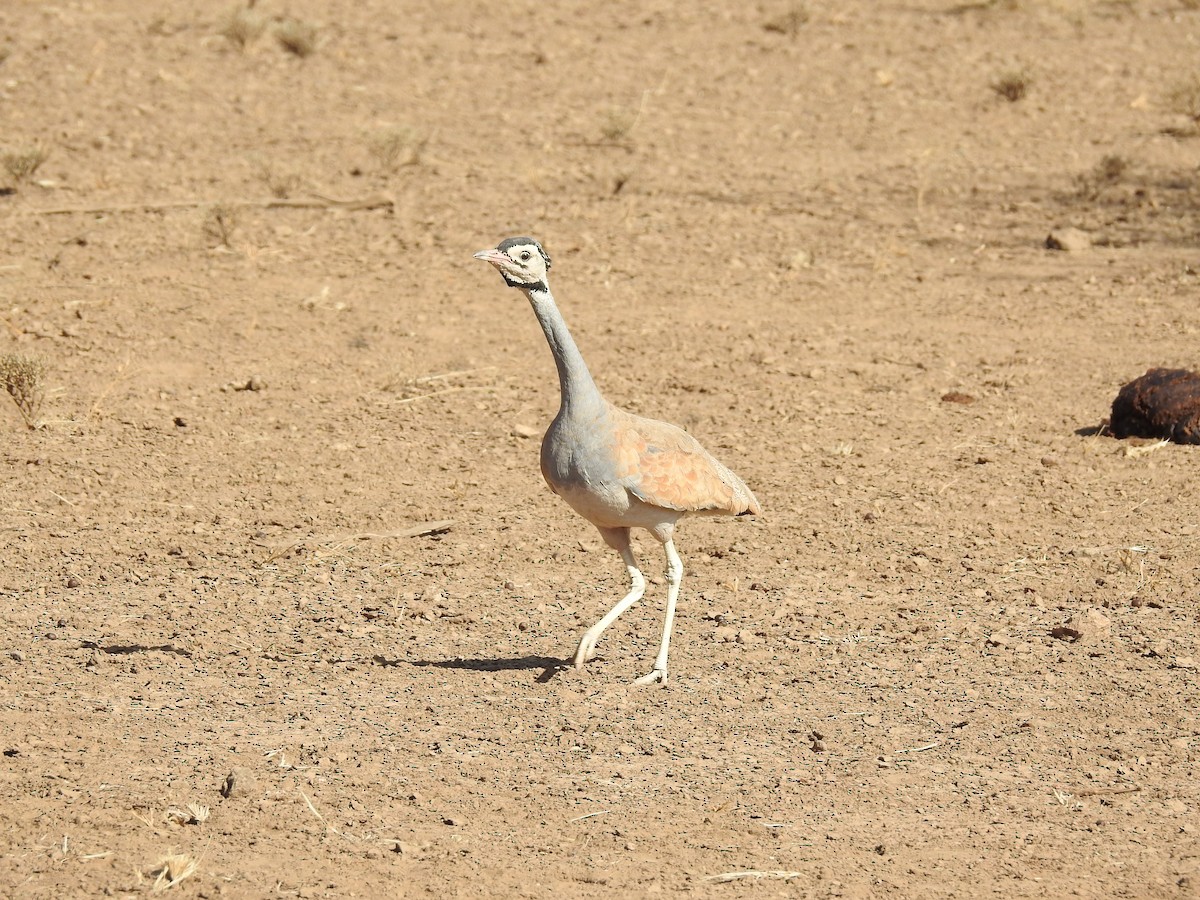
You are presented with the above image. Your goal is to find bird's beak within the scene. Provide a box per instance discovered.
[474,248,505,265]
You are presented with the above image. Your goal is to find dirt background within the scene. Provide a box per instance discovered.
[2,0,1199,896]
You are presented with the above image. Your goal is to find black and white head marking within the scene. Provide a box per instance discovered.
[497,236,551,272]
[475,236,554,292]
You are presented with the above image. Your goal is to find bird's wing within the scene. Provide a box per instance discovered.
[610,407,756,515]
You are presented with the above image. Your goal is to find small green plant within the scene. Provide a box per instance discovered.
[991,69,1031,102]
[219,4,265,51]
[2,144,49,185]
[369,126,428,171]
[274,18,317,57]
[203,204,238,248]
[1166,74,1200,123]
[0,353,47,429]
[763,5,810,37]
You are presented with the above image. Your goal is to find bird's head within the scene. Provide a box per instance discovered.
[473,237,552,291]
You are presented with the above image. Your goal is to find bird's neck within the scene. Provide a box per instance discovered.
[524,286,604,416]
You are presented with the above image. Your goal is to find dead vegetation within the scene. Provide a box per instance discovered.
[274,17,318,57]
[991,68,1031,102]
[202,204,238,248]
[598,106,638,144]
[0,353,47,429]
[252,158,301,199]
[763,5,810,37]
[1165,74,1200,126]
[145,851,199,892]
[218,4,265,51]
[1075,153,1132,198]
[368,125,429,171]
[2,144,49,186]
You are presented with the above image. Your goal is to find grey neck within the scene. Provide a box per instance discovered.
[524,285,604,416]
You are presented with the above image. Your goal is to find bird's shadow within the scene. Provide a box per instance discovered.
[375,653,571,683]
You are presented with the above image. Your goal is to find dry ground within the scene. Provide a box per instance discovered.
[2,1,1199,897]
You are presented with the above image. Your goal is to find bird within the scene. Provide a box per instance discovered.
[473,237,761,685]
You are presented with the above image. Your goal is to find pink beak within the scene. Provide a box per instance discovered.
[473,248,507,265]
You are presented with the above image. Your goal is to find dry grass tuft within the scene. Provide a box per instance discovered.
[2,144,50,185]
[763,5,810,37]
[598,106,637,144]
[148,851,198,892]
[218,4,265,51]
[0,353,47,429]
[165,803,209,826]
[252,158,301,199]
[369,125,429,171]
[202,204,238,248]
[1165,74,1200,124]
[991,69,1031,102]
[1075,153,1133,198]
[274,17,318,57]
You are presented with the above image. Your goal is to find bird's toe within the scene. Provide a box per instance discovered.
[572,641,594,669]
[633,668,667,686]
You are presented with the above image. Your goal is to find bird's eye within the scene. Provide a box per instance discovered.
[519,251,532,262]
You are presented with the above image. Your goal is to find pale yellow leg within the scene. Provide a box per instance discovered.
[633,539,683,686]
[573,537,644,668]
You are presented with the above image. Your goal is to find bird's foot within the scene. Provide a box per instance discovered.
[572,635,599,669]
[633,667,668,686]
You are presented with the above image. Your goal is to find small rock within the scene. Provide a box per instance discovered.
[1051,608,1111,643]
[811,739,827,753]
[1045,227,1091,252]
[941,391,976,405]
[442,815,465,827]
[220,766,258,799]
[65,576,81,589]
[1172,657,1196,669]
[735,629,758,645]
[512,423,539,439]
[786,249,813,270]
[7,651,24,662]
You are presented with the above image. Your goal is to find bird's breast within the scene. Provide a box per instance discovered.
[538,412,635,521]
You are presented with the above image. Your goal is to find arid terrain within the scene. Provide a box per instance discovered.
[2,1,1199,896]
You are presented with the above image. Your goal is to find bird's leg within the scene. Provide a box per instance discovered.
[633,539,683,686]
[574,531,644,669]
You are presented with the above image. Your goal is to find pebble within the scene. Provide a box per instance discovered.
[220,766,258,799]
[1045,227,1091,251]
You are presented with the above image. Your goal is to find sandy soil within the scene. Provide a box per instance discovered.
[2,1,1199,896]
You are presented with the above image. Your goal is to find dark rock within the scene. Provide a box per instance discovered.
[1109,368,1200,444]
